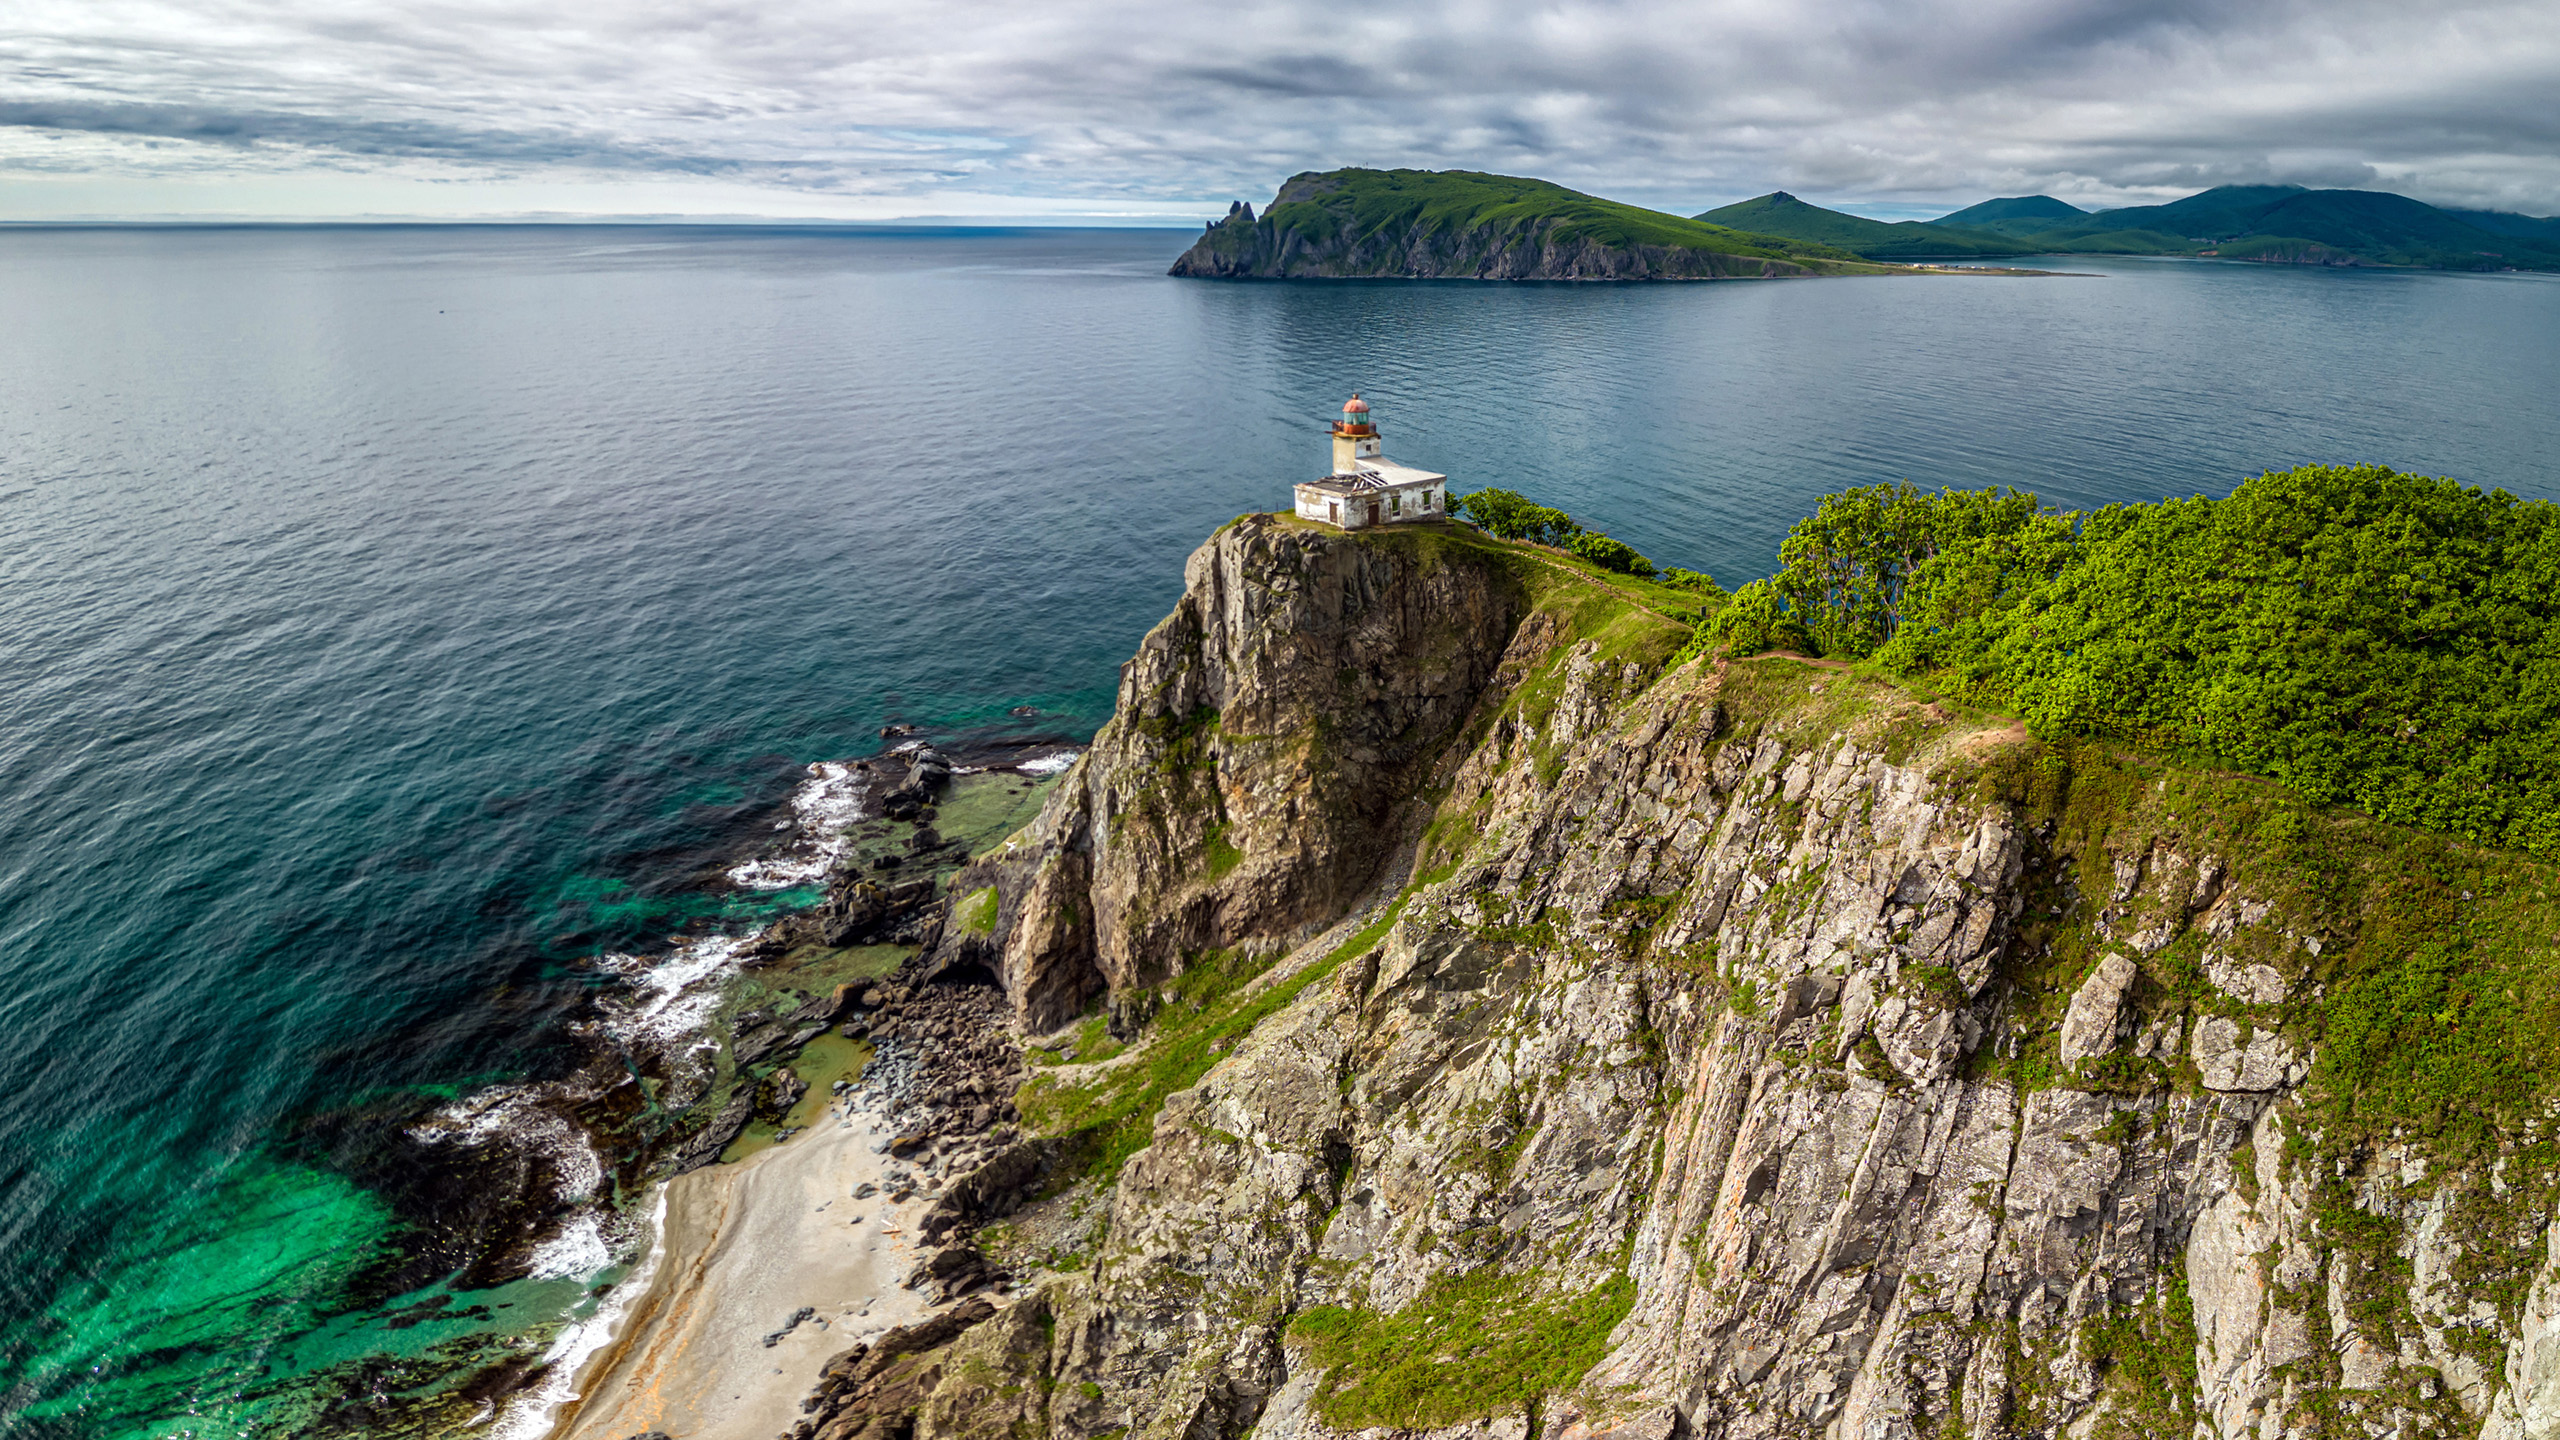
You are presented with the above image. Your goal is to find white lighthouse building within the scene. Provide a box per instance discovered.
[1292,394,1449,531]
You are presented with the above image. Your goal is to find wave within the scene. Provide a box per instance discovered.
[727,760,873,891]
[406,1083,603,1204]
[486,1188,667,1440]
[590,932,750,1049]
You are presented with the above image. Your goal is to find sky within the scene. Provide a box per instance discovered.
[5,0,2558,223]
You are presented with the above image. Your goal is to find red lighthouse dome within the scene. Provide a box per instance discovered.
[1335,392,1375,434]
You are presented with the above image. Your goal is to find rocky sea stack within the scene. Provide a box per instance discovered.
[1169,169,1878,282]
[790,512,2560,1440]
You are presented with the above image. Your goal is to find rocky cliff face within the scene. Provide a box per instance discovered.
[935,515,1519,1032]
[809,518,2560,1440]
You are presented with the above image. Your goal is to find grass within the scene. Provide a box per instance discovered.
[1203,825,1244,881]
[1286,1268,1636,1429]
[1027,1011,1122,1069]
[954,885,1000,937]
[1018,897,1412,1184]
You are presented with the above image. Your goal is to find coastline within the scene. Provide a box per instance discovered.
[540,1095,930,1440]
[397,735,1072,1439]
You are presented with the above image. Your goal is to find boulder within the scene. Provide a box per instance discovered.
[2058,953,2138,1066]
[2192,1015,2304,1091]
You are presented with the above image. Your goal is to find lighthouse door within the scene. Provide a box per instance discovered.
[1367,500,1381,526]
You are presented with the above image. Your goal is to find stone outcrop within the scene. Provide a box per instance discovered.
[811,517,2560,1440]
[942,513,1519,1030]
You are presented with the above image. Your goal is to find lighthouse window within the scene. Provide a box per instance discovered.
[1390,494,1400,515]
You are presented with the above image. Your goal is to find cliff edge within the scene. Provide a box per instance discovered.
[802,514,2560,1440]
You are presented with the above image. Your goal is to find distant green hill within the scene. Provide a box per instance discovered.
[1171,169,1885,281]
[1692,193,2030,259]
[2446,209,2560,243]
[1934,195,2087,229]
[2068,185,2313,241]
[1720,182,2560,271]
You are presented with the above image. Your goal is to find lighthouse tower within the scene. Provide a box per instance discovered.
[1332,393,1384,473]
[1293,392,1449,531]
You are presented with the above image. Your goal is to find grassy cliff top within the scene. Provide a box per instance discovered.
[1256,168,1866,264]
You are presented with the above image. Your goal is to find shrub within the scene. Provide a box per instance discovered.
[1567,531,1656,577]
[1455,488,1581,547]
[1705,578,1812,655]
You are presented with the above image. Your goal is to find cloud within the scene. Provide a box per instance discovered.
[2,0,2555,218]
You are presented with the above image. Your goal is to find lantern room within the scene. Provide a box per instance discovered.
[1334,392,1376,435]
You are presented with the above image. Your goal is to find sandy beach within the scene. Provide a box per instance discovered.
[546,1098,931,1440]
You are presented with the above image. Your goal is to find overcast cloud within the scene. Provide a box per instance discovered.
[4,0,2556,220]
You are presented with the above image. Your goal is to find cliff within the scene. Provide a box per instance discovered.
[804,515,2560,1440]
[1169,169,1878,281]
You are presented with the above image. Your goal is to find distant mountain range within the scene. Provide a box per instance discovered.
[1696,185,2560,271]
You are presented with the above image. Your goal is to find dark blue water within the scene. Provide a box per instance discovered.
[1,225,2554,1436]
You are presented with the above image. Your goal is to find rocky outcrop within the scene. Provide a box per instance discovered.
[830,518,2560,1440]
[946,513,1520,1031]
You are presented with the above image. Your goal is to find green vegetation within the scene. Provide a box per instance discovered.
[1710,466,2560,858]
[1287,1270,1636,1429]
[954,885,1000,937]
[1452,487,1690,582]
[1946,696,2560,1161]
[1264,169,1831,258]
[1715,183,2560,270]
[1017,899,1412,1183]
[1567,532,1653,577]
[1202,824,1244,881]
[1455,488,1582,547]
[2079,1269,2201,1440]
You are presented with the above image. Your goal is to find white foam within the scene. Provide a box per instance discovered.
[728,760,872,891]
[591,933,750,1048]
[526,1212,615,1281]
[487,1187,668,1440]
[1015,750,1080,776]
[407,1087,600,1205]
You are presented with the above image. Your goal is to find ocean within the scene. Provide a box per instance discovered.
[0,224,2554,1437]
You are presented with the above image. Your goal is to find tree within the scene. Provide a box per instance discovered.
[1456,489,1581,547]
[1568,532,1656,577]
[1728,464,2560,858]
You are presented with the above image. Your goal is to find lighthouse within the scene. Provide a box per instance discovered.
[1292,393,1450,531]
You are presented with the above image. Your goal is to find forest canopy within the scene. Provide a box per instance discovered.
[1708,465,2560,857]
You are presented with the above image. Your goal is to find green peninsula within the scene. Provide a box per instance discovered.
[1169,168,1894,281]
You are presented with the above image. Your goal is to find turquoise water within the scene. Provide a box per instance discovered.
[1,226,2555,1436]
